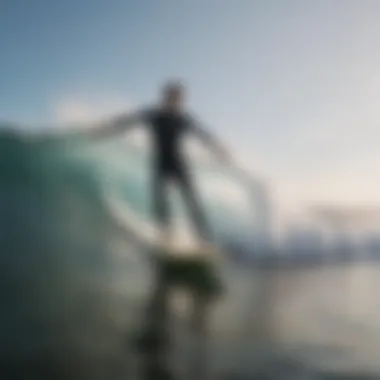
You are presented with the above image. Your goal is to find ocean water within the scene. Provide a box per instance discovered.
[0,127,378,380]
[0,126,259,379]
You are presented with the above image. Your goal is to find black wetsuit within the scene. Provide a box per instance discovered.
[120,108,220,357]
[130,108,214,241]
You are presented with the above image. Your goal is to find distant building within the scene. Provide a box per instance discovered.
[362,231,380,257]
[282,225,326,257]
[307,204,380,261]
[330,230,359,259]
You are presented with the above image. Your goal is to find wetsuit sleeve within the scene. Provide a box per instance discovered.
[186,113,222,150]
[186,113,231,163]
[89,109,150,140]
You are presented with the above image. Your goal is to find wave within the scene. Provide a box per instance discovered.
[1,126,368,380]
[0,124,262,378]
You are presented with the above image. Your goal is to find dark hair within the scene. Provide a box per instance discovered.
[162,80,185,96]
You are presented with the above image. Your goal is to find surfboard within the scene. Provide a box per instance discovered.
[107,193,227,378]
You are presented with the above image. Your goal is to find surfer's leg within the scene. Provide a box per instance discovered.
[135,171,173,353]
[176,167,214,246]
[152,170,172,247]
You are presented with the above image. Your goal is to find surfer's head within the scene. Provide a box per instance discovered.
[161,80,185,111]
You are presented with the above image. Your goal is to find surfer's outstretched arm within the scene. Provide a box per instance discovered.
[28,110,146,144]
[187,114,231,163]
[88,110,145,140]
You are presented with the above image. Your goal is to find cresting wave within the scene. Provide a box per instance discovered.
[1,127,368,380]
[0,127,143,378]
[0,125,259,379]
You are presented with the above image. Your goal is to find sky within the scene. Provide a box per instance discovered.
[1,0,380,220]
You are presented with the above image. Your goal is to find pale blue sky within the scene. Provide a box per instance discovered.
[1,0,380,212]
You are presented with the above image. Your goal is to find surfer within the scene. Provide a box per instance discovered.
[90,80,231,252]
[36,81,232,377]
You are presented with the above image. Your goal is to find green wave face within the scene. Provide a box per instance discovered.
[0,128,260,378]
